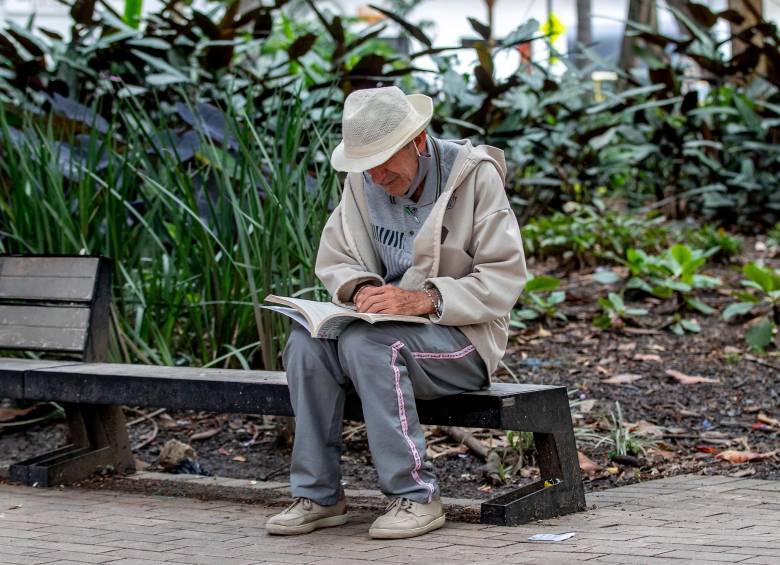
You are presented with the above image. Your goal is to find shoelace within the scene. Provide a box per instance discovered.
[284,497,313,513]
[385,497,414,514]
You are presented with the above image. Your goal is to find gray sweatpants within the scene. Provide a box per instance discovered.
[282,320,488,506]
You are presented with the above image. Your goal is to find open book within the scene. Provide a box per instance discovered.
[262,294,431,339]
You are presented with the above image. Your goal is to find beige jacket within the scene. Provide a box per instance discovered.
[315,139,528,378]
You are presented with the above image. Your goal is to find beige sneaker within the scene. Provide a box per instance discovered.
[266,497,348,535]
[369,497,445,539]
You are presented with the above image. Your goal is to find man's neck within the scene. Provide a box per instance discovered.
[409,179,425,203]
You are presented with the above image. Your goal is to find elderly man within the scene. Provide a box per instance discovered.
[266,86,527,539]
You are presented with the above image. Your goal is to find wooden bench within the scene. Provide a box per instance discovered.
[0,255,585,526]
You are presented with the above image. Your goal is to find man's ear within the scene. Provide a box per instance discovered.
[414,130,427,152]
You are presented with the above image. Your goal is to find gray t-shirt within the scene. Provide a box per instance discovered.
[363,137,460,285]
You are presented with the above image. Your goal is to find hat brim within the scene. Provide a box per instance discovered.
[330,93,433,173]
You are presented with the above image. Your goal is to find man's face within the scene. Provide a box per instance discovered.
[365,134,425,197]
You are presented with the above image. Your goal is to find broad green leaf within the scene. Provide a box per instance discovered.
[722,302,756,321]
[608,292,624,312]
[516,308,539,320]
[743,262,777,292]
[593,270,621,284]
[625,308,648,316]
[145,73,189,87]
[686,297,716,315]
[548,291,566,305]
[670,244,693,268]
[692,274,721,288]
[681,319,701,333]
[746,317,774,350]
[525,275,561,293]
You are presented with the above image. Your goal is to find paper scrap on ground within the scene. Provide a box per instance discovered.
[529,532,576,542]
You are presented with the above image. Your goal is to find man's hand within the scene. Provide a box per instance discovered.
[354,284,434,316]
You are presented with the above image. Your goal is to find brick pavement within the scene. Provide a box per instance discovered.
[1,474,779,564]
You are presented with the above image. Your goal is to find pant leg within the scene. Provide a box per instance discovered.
[283,324,348,506]
[337,321,487,503]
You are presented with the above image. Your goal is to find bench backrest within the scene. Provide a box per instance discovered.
[0,255,112,362]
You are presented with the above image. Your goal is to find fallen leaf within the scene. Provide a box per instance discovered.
[630,420,665,438]
[634,353,662,363]
[664,369,719,385]
[618,342,637,352]
[218,447,230,456]
[694,445,719,454]
[537,327,552,338]
[578,399,598,413]
[578,451,601,475]
[602,373,644,384]
[596,365,610,375]
[647,447,676,461]
[758,413,780,428]
[133,456,151,471]
[190,428,222,441]
[715,450,778,464]
[723,346,741,356]
[232,455,247,463]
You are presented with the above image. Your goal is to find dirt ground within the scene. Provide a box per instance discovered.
[1,246,779,499]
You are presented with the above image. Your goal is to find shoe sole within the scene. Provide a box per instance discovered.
[369,514,446,539]
[266,513,348,536]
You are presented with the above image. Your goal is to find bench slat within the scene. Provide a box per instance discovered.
[0,257,100,278]
[23,363,569,432]
[0,277,96,302]
[0,326,87,352]
[0,305,90,329]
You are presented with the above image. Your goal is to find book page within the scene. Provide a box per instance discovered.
[265,295,355,327]
[313,316,359,339]
[260,305,310,331]
[362,313,431,325]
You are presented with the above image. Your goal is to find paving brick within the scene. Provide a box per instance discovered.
[31,551,120,564]
[659,550,756,562]
[0,555,59,565]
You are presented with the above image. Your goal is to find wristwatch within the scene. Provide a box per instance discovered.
[423,284,443,317]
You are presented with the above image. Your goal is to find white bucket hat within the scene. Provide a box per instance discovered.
[330,86,433,173]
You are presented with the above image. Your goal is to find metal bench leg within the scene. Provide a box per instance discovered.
[9,403,135,487]
[480,397,586,526]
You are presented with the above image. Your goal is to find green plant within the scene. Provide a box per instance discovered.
[511,275,566,329]
[0,91,339,370]
[520,201,669,269]
[598,402,649,459]
[666,314,702,336]
[593,292,648,330]
[494,430,535,483]
[769,224,780,246]
[684,224,742,263]
[722,262,780,350]
[624,244,721,314]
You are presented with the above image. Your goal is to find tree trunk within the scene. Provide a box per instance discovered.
[618,0,658,73]
[576,0,591,68]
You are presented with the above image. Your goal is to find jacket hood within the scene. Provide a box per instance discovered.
[442,140,507,193]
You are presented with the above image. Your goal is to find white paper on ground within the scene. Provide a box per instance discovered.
[528,532,576,542]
